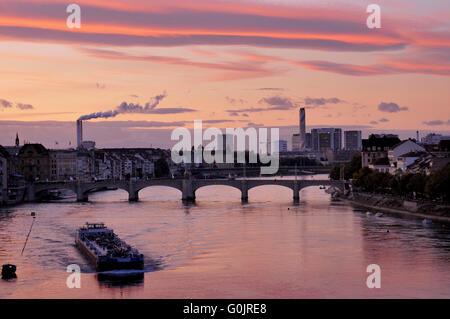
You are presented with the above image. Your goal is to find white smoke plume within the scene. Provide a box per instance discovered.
[78,92,167,120]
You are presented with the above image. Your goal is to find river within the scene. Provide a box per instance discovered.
[1,175,450,298]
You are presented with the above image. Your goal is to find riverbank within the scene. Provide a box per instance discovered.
[345,192,450,223]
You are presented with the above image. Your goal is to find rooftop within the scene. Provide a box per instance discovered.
[398,151,429,158]
[362,134,401,149]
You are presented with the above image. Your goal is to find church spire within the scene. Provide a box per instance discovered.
[15,132,19,147]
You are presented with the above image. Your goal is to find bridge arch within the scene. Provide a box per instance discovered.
[33,185,77,201]
[247,183,296,202]
[247,183,295,192]
[193,183,243,201]
[193,183,242,193]
[81,184,129,195]
[29,183,77,201]
[77,183,129,202]
[85,187,130,202]
[135,185,183,201]
[297,180,345,193]
[135,184,183,193]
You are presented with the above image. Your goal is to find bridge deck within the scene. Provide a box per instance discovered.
[28,178,345,203]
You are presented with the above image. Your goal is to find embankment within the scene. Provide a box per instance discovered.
[345,192,450,223]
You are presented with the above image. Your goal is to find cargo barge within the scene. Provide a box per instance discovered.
[75,222,144,271]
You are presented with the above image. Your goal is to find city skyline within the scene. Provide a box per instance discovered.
[1,119,450,150]
[0,0,449,145]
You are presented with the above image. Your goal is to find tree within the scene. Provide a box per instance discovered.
[329,165,340,180]
[352,167,392,193]
[330,152,361,180]
[388,175,401,194]
[154,157,170,178]
[352,167,372,188]
[347,152,362,180]
[425,163,450,202]
[406,173,426,197]
[350,162,449,202]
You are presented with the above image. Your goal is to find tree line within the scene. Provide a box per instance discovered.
[330,153,450,202]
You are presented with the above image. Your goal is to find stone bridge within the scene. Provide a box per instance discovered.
[26,178,346,203]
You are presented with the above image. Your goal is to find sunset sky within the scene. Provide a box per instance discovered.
[0,0,449,148]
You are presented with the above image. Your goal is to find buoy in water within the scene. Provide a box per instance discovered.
[1,264,17,280]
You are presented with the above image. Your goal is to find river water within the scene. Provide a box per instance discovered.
[1,175,450,298]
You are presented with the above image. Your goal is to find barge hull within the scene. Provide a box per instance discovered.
[75,236,144,272]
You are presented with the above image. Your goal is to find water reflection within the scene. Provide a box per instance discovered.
[1,175,450,298]
[97,271,144,288]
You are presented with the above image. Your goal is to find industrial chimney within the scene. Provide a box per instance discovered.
[299,107,306,152]
[76,120,83,148]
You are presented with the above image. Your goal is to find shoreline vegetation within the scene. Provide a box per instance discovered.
[330,152,450,223]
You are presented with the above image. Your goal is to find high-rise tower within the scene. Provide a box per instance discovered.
[299,108,306,152]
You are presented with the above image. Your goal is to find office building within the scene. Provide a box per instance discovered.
[299,108,306,152]
[344,130,362,151]
[305,133,312,150]
[277,140,288,153]
[311,128,342,151]
[292,134,300,152]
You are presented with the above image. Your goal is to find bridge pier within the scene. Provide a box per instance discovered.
[25,184,36,202]
[77,192,88,202]
[76,182,88,202]
[293,180,299,204]
[128,181,139,202]
[241,180,248,203]
[182,193,196,202]
[182,178,196,202]
[128,191,139,202]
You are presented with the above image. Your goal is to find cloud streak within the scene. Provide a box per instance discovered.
[423,120,450,126]
[0,99,13,108]
[292,57,450,76]
[0,98,34,110]
[303,97,343,107]
[0,0,448,80]
[80,48,277,80]
[258,96,297,110]
[226,95,299,115]
[378,102,408,113]
[0,1,413,52]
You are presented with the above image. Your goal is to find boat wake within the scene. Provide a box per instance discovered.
[97,269,145,276]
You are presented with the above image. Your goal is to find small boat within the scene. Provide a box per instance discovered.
[75,223,144,272]
[375,212,384,217]
[422,218,432,224]
[1,264,17,280]
[41,189,62,200]
[48,189,62,199]
[366,211,373,216]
